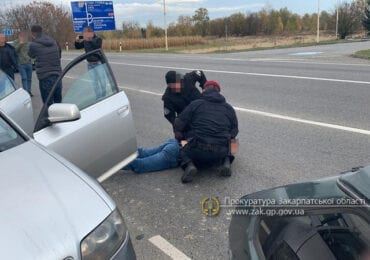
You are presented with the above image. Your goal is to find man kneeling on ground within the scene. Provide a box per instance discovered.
[174,80,239,183]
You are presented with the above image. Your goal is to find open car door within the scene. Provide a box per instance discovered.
[33,50,137,182]
[0,70,33,136]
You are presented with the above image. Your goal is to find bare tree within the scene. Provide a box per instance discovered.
[1,1,74,46]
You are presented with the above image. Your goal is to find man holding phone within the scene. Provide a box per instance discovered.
[75,26,106,98]
[74,26,102,70]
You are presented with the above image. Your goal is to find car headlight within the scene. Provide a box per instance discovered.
[81,209,127,260]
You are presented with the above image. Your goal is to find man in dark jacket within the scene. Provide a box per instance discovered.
[174,80,238,183]
[0,33,18,80]
[162,70,207,126]
[28,25,62,106]
[74,26,102,69]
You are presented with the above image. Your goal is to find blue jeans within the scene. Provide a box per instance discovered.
[124,138,180,173]
[39,74,62,106]
[18,63,33,94]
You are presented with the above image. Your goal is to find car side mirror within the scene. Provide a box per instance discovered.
[48,103,80,124]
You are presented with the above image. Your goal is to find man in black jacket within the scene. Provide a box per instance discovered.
[75,26,105,98]
[0,33,18,80]
[28,25,62,106]
[162,70,207,126]
[174,80,238,183]
[75,26,102,70]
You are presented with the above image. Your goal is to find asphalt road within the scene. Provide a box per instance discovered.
[27,41,370,259]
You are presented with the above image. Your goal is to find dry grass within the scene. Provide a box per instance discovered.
[99,33,343,53]
[102,36,204,50]
[179,34,337,54]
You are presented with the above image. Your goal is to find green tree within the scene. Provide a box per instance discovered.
[176,15,194,36]
[192,8,210,36]
[229,13,245,36]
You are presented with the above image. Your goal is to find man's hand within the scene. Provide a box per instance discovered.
[230,139,239,155]
[181,140,188,147]
[75,36,83,42]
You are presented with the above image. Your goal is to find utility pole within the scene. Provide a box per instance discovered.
[336,6,339,39]
[163,0,168,51]
[317,0,320,43]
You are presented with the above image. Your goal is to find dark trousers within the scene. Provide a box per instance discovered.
[180,140,230,169]
[39,75,62,106]
[3,67,14,80]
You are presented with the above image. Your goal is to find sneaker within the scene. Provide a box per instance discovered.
[219,157,232,177]
[181,163,197,183]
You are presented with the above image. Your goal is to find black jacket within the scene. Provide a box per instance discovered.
[28,34,61,80]
[174,89,238,146]
[0,43,18,70]
[162,70,207,125]
[75,35,102,62]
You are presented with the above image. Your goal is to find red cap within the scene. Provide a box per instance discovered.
[204,80,221,92]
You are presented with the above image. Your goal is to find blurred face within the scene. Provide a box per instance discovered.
[168,82,182,93]
[19,31,29,42]
[0,34,5,46]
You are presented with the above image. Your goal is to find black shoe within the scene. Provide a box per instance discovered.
[181,163,197,183]
[219,157,232,177]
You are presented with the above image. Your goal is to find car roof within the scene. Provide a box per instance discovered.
[340,166,370,201]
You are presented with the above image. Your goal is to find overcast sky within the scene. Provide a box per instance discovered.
[3,0,340,28]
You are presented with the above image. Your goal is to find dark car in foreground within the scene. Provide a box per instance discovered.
[229,167,370,260]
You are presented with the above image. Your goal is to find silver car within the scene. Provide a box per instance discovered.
[0,50,138,259]
[1,49,137,181]
[0,71,33,136]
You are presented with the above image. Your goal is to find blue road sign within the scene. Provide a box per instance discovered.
[71,1,116,32]
[2,29,13,36]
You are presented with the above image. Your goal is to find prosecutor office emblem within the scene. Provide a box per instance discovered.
[201,196,220,217]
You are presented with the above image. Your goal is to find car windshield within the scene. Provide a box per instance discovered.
[0,115,25,152]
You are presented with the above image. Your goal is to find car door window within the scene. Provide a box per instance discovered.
[62,62,117,110]
[34,50,120,132]
[0,70,16,100]
[0,116,24,152]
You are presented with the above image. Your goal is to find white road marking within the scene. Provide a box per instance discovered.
[109,61,370,85]
[290,51,323,56]
[120,86,370,136]
[62,56,370,68]
[149,235,191,260]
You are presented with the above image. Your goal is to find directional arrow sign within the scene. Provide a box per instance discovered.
[71,1,116,32]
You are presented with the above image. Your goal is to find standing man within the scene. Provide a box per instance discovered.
[13,31,33,96]
[0,33,18,80]
[162,70,207,126]
[75,26,105,98]
[174,80,238,183]
[28,25,62,106]
[74,26,102,70]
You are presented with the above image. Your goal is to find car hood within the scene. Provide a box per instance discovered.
[0,141,112,259]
